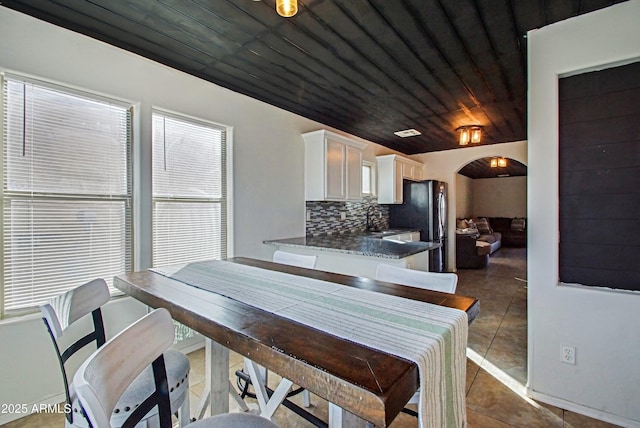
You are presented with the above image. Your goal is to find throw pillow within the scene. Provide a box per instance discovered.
[511,218,526,231]
[466,219,480,234]
[457,219,469,229]
[475,217,492,234]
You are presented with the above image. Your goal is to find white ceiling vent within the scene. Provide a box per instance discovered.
[393,129,422,138]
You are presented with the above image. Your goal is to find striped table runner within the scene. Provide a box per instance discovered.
[151,260,468,428]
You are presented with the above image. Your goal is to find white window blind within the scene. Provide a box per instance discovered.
[2,76,132,314]
[152,112,227,268]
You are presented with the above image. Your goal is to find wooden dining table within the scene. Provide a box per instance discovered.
[113,257,479,427]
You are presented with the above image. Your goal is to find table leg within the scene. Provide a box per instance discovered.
[196,339,250,419]
[245,358,293,420]
[328,403,370,428]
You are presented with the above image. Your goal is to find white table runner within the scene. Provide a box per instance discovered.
[151,260,468,428]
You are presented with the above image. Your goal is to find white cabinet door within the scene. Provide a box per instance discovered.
[412,166,423,180]
[402,163,414,179]
[377,155,424,204]
[402,160,423,180]
[394,159,404,204]
[303,130,366,201]
[325,138,347,200]
[346,145,363,200]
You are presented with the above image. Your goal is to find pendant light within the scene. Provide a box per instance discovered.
[490,157,508,168]
[457,125,483,146]
[276,0,298,17]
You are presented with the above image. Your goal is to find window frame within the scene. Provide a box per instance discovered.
[151,109,231,268]
[0,73,134,318]
[362,160,376,196]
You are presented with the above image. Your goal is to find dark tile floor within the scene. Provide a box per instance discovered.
[2,248,620,427]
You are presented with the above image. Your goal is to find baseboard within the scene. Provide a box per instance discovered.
[527,388,640,428]
[0,392,66,426]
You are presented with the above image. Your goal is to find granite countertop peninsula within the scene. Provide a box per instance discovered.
[263,229,441,259]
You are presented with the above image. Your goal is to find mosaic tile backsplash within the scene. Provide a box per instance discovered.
[305,196,390,236]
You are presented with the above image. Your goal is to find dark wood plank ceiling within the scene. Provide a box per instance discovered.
[458,157,527,179]
[1,0,627,154]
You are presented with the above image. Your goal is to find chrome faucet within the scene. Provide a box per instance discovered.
[366,205,376,231]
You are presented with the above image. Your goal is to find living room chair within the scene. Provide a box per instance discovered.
[40,278,190,427]
[375,264,458,293]
[374,264,458,413]
[73,308,278,428]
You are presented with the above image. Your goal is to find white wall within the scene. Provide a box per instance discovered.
[0,8,396,422]
[472,176,527,218]
[527,1,640,426]
[412,141,527,270]
[455,174,473,219]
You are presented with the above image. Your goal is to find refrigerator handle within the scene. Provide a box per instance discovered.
[437,192,446,239]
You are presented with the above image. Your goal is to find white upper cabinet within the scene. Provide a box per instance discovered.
[303,130,367,201]
[376,154,424,204]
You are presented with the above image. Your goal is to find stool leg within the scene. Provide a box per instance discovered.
[178,390,190,427]
[302,389,311,408]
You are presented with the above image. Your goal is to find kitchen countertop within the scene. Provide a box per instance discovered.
[263,229,441,259]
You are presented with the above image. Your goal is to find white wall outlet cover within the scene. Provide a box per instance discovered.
[561,345,576,365]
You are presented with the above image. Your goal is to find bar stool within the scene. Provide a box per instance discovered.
[40,279,190,427]
[73,308,278,428]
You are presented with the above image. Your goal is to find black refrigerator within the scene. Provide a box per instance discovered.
[388,180,447,272]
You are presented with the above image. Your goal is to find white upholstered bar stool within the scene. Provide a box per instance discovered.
[40,279,191,427]
[73,308,278,428]
[375,264,457,409]
[375,264,458,293]
[272,250,317,269]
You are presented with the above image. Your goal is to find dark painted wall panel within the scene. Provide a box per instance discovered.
[560,194,640,220]
[559,115,640,149]
[559,62,640,100]
[559,61,640,292]
[559,87,640,124]
[560,267,640,290]
[559,141,640,171]
[559,168,640,195]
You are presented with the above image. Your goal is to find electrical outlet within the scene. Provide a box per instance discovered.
[306,211,311,221]
[561,345,576,364]
[340,212,346,220]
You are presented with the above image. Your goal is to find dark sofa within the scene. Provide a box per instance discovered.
[487,217,526,247]
[455,216,526,269]
[456,233,490,269]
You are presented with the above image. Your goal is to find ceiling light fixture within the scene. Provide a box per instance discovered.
[276,0,298,17]
[457,125,483,146]
[490,157,508,168]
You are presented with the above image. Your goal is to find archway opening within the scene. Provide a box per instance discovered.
[454,157,527,269]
